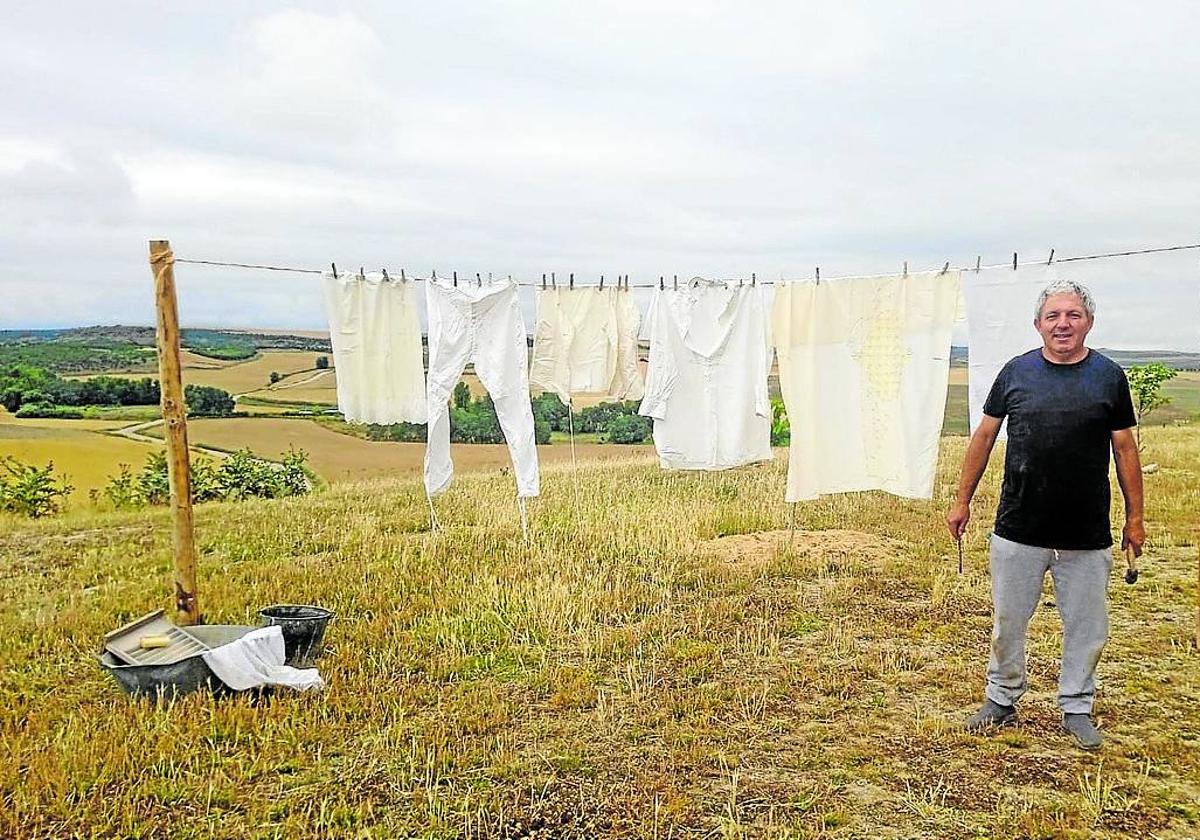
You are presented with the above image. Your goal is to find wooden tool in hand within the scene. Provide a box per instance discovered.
[1124,546,1138,585]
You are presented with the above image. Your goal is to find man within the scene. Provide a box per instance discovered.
[946,279,1144,751]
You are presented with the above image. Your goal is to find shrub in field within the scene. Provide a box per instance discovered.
[137,451,171,505]
[532,392,570,431]
[771,397,790,446]
[184,384,235,416]
[1127,362,1178,449]
[269,371,282,384]
[102,464,141,510]
[574,400,641,434]
[0,456,73,517]
[15,402,84,419]
[606,414,651,444]
[103,448,312,509]
[315,355,330,370]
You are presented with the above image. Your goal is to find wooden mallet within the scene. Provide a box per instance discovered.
[1124,546,1139,585]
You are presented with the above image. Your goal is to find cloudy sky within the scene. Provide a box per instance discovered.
[1,2,1197,348]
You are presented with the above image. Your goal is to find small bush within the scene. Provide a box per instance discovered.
[771,397,790,446]
[0,456,73,517]
[15,402,84,419]
[102,448,313,509]
[606,414,651,444]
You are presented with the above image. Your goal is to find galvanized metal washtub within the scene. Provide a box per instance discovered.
[97,624,256,699]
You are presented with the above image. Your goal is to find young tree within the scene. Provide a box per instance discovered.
[1126,362,1178,450]
[452,381,472,410]
[315,355,330,370]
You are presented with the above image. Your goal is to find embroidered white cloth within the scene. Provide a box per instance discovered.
[529,287,644,404]
[424,279,539,498]
[963,264,1058,434]
[772,271,960,501]
[321,272,426,425]
[638,282,773,470]
[202,626,325,692]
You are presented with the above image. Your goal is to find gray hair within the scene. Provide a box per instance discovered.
[1035,279,1095,319]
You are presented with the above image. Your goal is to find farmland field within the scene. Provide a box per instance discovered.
[67,349,326,395]
[0,417,162,505]
[2,426,1198,838]
[144,416,652,484]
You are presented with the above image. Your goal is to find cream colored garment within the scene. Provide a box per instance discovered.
[321,272,427,425]
[639,282,772,470]
[528,288,644,403]
[772,271,959,501]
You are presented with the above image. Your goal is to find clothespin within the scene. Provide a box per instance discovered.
[569,273,575,290]
[476,272,482,287]
[659,275,664,290]
[551,271,557,289]
[940,261,950,275]
[542,273,546,290]
[432,269,437,282]
[381,268,390,282]
[488,272,493,283]
[1047,248,1055,265]
[359,266,365,281]
[673,274,678,290]
[400,268,407,282]
[1013,252,1018,271]
[331,262,338,279]
[975,256,981,273]
[903,261,908,277]
[599,274,604,290]
[453,270,458,287]
[815,266,820,286]
[751,272,756,287]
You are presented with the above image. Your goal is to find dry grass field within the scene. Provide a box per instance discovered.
[0,411,163,505]
[1,427,1197,838]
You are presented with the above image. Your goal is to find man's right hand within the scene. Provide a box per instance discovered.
[946,502,970,540]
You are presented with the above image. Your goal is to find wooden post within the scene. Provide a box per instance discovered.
[149,240,200,625]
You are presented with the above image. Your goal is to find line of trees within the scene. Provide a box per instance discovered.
[0,364,235,417]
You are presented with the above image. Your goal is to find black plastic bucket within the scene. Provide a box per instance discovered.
[259,604,334,667]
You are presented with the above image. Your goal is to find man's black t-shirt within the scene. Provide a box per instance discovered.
[983,348,1136,550]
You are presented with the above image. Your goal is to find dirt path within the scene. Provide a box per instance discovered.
[109,418,231,459]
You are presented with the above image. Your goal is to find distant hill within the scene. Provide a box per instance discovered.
[0,326,331,352]
[0,326,331,374]
[950,345,1200,369]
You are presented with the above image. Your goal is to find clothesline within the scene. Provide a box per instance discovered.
[174,241,1200,288]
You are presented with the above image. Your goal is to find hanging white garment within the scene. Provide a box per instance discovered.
[963,264,1057,434]
[613,291,645,402]
[638,282,773,470]
[773,271,960,502]
[321,271,426,425]
[424,279,539,498]
[202,626,325,692]
[528,287,644,403]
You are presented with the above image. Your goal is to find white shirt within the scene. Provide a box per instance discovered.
[639,282,773,470]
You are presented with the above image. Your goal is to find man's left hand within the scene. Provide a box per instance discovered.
[1122,519,1146,557]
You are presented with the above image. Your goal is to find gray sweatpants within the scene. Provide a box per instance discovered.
[986,533,1113,715]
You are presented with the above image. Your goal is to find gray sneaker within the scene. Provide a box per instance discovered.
[966,699,1017,732]
[1062,713,1102,751]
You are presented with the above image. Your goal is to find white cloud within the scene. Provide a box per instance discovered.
[0,2,1196,349]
